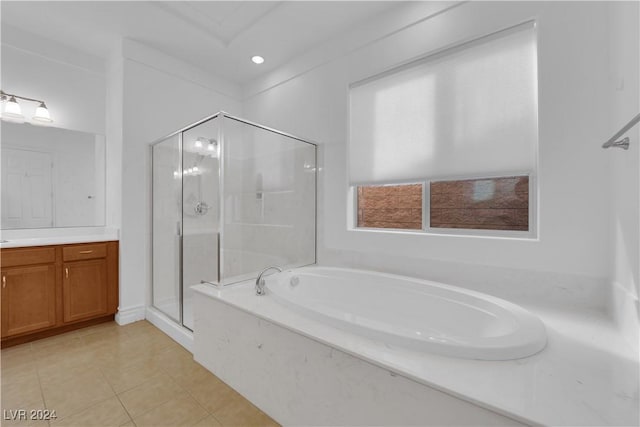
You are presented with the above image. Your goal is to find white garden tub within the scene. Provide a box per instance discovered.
[263,266,546,360]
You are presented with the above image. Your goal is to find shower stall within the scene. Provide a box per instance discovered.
[151,112,317,331]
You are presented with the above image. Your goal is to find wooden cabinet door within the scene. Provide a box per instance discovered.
[1,265,56,337]
[63,259,108,323]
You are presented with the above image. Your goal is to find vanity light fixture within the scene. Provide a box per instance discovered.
[0,90,53,123]
[3,95,23,119]
[251,55,265,64]
[33,102,53,123]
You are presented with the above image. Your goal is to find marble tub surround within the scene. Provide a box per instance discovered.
[193,278,640,426]
[0,227,119,248]
[195,292,525,427]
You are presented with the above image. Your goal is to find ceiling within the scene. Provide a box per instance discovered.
[1,1,402,84]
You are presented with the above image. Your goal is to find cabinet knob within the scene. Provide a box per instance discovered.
[65,268,69,279]
[2,275,5,288]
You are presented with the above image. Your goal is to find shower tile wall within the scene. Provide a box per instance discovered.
[222,118,316,283]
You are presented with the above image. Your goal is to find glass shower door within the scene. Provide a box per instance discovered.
[181,117,220,330]
[151,134,182,323]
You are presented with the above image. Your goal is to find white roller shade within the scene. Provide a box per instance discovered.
[349,24,538,185]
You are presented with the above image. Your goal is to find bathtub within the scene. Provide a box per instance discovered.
[263,266,546,360]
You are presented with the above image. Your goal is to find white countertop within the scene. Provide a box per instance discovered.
[0,228,119,248]
[193,281,640,426]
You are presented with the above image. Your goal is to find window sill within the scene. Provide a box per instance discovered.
[349,226,539,242]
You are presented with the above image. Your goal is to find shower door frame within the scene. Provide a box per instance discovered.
[150,112,318,330]
[149,131,186,332]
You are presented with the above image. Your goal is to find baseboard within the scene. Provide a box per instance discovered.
[115,305,146,325]
[145,306,193,353]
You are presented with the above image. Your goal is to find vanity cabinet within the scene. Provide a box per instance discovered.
[63,243,111,323]
[63,259,108,322]
[1,264,57,337]
[1,241,118,347]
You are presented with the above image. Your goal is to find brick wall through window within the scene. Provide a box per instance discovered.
[356,176,529,232]
[430,176,529,231]
[357,184,422,230]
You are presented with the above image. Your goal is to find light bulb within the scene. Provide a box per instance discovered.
[207,140,219,158]
[3,96,23,119]
[32,102,52,123]
[192,166,199,173]
[251,55,265,64]
[194,138,203,149]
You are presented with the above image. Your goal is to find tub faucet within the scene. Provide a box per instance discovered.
[256,266,282,296]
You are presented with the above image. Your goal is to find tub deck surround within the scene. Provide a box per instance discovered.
[192,269,639,426]
[266,267,546,360]
[194,291,525,427]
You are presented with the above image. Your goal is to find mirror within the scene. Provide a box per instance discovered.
[1,121,105,229]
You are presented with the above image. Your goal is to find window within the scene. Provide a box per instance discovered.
[357,183,423,230]
[349,22,537,235]
[430,176,529,231]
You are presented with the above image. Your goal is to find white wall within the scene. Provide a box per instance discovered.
[115,39,242,322]
[607,1,640,351]
[105,48,124,231]
[1,25,105,134]
[243,1,616,310]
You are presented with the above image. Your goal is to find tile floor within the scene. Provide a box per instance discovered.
[1,321,279,427]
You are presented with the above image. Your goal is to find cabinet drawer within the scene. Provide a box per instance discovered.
[63,243,107,261]
[1,247,56,267]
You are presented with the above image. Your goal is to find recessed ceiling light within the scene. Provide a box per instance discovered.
[251,55,265,64]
